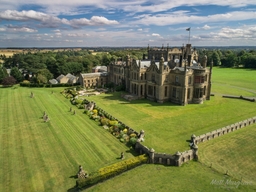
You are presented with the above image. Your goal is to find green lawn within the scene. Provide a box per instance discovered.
[0,87,133,192]
[86,162,256,192]
[199,123,256,184]
[1,67,256,191]
[87,68,256,153]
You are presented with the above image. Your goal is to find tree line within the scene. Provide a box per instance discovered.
[0,49,146,85]
[0,47,255,86]
[199,49,256,68]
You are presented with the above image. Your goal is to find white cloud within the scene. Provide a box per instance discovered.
[202,25,211,30]
[132,11,256,26]
[152,33,160,37]
[0,10,119,28]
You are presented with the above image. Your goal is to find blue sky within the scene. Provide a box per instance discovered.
[0,0,255,47]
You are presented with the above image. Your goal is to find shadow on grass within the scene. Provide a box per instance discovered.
[67,186,79,192]
[125,147,139,156]
[92,91,181,107]
[69,175,78,179]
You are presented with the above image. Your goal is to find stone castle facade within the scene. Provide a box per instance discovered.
[80,44,213,105]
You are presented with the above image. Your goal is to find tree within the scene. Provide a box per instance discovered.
[0,67,8,83]
[211,51,221,66]
[36,74,48,84]
[2,76,16,86]
[37,68,53,81]
[10,67,23,82]
[243,54,256,68]
[221,53,238,67]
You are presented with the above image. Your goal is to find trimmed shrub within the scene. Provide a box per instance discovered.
[92,109,98,115]
[109,120,118,126]
[129,137,137,146]
[129,133,137,138]
[76,154,148,189]
[100,117,109,126]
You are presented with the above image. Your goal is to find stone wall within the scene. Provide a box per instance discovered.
[134,141,198,166]
[192,116,256,145]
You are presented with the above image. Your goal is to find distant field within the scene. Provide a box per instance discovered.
[0,87,132,192]
[199,123,256,184]
[0,48,82,58]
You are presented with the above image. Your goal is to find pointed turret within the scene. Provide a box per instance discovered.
[159,54,164,73]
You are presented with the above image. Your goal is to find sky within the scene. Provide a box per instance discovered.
[0,0,256,47]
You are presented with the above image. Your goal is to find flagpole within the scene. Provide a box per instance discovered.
[186,27,191,44]
[188,29,190,44]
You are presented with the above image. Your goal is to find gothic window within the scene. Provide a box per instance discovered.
[165,76,168,83]
[188,76,192,84]
[165,86,168,97]
[148,85,153,95]
[175,76,179,83]
[187,88,190,99]
[152,74,155,82]
[193,88,204,98]
[172,87,176,98]
[195,76,204,83]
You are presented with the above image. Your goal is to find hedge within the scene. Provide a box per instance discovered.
[76,154,148,189]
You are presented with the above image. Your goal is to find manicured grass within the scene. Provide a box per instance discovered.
[199,123,256,184]
[0,87,133,192]
[88,82,256,153]
[212,67,256,92]
[1,67,256,191]
[86,162,255,192]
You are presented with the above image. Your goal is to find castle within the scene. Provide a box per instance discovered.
[80,44,212,105]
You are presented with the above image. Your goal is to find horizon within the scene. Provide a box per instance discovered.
[0,1,256,47]
[1,45,256,49]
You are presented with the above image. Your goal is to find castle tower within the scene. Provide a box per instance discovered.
[159,54,164,73]
[126,55,131,66]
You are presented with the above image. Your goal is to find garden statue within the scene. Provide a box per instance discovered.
[30,92,34,98]
[120,152,124,160]
[77,165,88,178]
[43,112,47,121]
[138,130,145,142]
[44,115,50,122]
[86,101,95,111]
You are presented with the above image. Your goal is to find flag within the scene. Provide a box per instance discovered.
[186,27,190,31]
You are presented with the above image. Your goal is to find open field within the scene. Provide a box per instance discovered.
[86,161,256,192]
[199,123,256,184]
[0,48,83,58]
[87,68,256,154]
[0,87,133,192]
[0,67,256,191]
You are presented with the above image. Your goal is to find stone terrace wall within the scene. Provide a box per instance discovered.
[193,116,256,145]
[134,141,197,166]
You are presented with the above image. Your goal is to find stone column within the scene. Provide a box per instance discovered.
[192,144,198,160]
[149,148,155,164]
[191,134,196,145]
[175,151,182,166]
